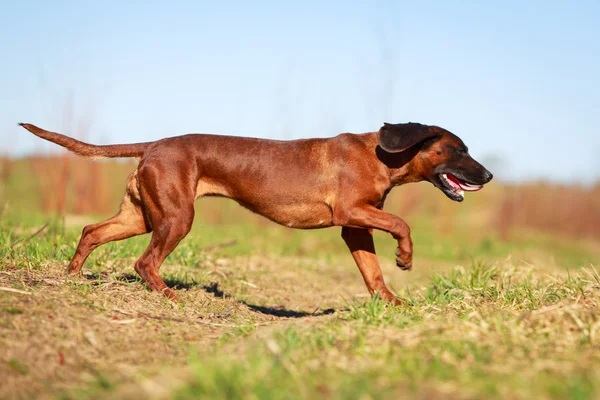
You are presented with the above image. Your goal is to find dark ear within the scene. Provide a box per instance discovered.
[378,122,440,153]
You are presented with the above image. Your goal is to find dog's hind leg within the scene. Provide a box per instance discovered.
[132,216,193,301]
[67,173,150,274]
[131,164,196,301]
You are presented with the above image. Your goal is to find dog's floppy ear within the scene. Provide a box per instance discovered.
[378,122,440,153]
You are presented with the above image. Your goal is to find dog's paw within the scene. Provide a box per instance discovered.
[395,247,413,271]
[372,290,406,306]
[66,268,83,277]
[66,262,83,275]
[396,259,413,271]
[162,288,182,303]
[390,296,406,306]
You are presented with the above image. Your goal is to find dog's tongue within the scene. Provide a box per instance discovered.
[447,174,483,192]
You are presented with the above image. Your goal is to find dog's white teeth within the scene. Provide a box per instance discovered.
[458,189,464,197]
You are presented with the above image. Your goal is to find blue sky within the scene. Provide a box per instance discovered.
[1,1,599,183]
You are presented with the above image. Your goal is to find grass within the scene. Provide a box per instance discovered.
[1,211,599,399]
[173,265,600,400]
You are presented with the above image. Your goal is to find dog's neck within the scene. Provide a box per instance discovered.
[374,141,423,187]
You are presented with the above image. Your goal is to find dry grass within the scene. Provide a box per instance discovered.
[0,252,353,399]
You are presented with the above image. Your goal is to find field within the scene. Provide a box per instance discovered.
[1,157,600,399]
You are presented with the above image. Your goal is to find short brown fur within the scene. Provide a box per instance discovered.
[19,122,492,303]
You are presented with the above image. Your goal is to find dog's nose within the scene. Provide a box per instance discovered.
[484,171,493,182]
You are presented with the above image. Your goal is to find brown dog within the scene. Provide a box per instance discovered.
[19,122,492,303]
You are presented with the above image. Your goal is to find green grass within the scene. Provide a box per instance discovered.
[1,209,600,399]
[2,208,597,273]
[174,265,600,400]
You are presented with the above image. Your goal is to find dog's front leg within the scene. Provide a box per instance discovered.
[339,206,413,271]
[341,227,402,305]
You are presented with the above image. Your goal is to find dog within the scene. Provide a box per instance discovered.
[19,122,492,304]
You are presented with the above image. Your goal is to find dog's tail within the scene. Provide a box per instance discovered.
[18,123,151,159]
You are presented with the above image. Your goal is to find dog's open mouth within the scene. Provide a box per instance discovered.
[438,173,483,201]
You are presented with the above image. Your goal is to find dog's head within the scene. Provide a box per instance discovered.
[378,122,493,202]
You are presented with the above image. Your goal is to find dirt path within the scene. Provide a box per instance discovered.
[1,254,374,398]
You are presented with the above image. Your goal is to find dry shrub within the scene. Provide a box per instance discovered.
[30,154,58,213]
[24,155,130,215]
[29,154,72,214]
[1,153,10,183]
[496,183,600,240]
[0,153,10,204]
[72,157,108,214]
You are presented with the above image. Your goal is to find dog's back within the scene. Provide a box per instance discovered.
[138,132,380,228]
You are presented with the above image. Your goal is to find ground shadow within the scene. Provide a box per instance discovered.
[82,271,138,285]
[201,282,336,318]
[243,303,335,318]
[83,271,204,290]
[84,273,338,317]
[202,281,224,297]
